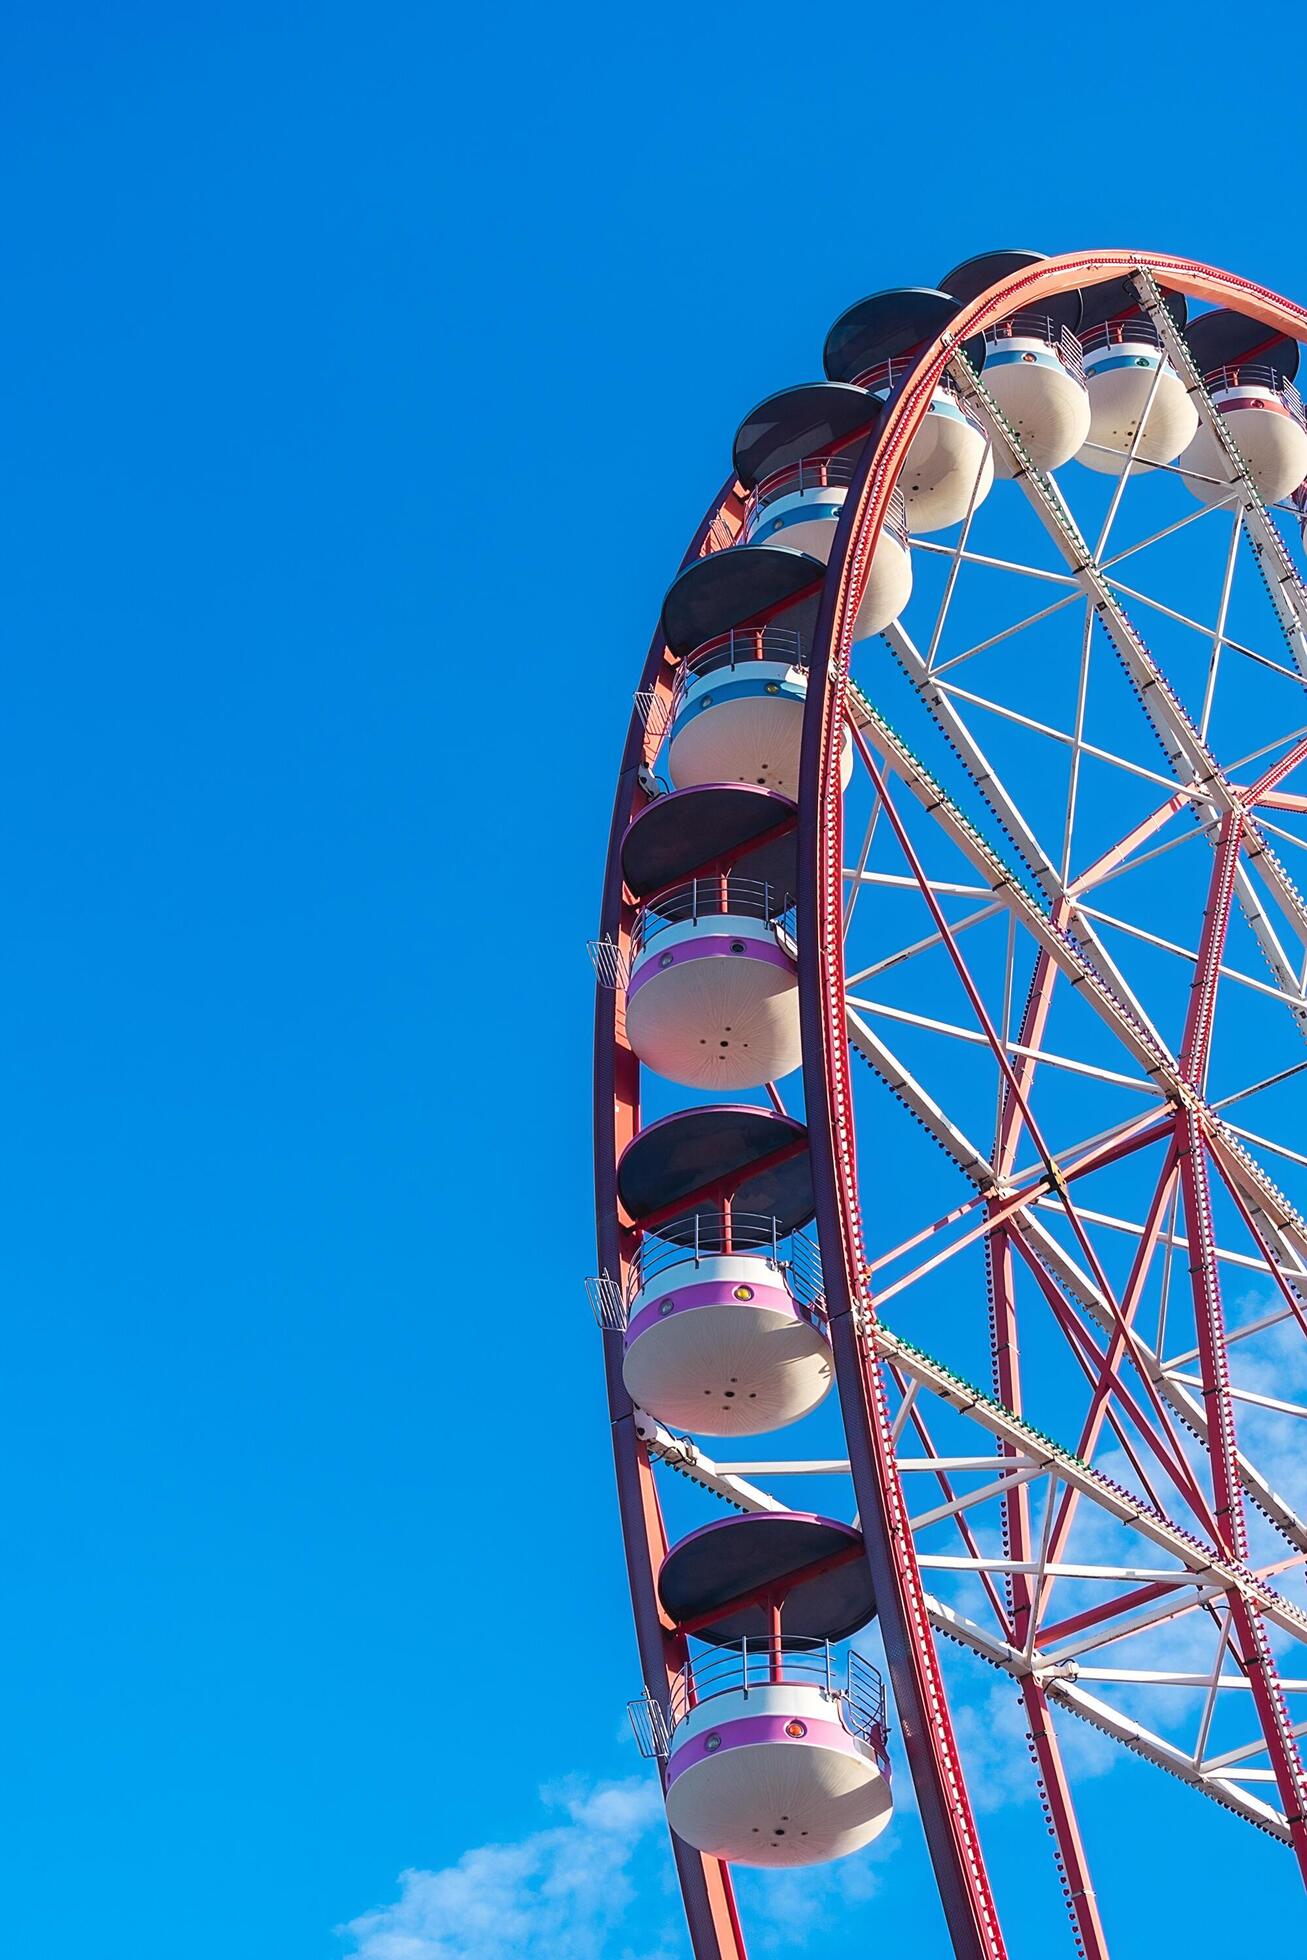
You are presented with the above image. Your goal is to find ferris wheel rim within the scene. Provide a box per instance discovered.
[594,250,1307,1960]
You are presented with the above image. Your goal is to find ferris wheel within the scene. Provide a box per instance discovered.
[589,249,1307,1957]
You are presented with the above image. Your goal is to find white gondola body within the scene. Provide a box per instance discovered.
[665,1681,893,1867]
[744,488,913,638]
[625,911,800,1090]
[898,387,994,532]
[981,333,1091,478]
[622,1251,831,1434]
[1179,381,1307,507]
[1078,338,1197,475]
[744,483,844,561]
[667,660,852,798]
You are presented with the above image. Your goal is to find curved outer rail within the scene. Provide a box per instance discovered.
[797,251,1307,1960]
[593,476,753,1960]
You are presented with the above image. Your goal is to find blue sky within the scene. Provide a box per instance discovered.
[3,5,1306,1956]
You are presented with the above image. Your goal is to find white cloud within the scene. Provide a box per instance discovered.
[339,1775,679,1960]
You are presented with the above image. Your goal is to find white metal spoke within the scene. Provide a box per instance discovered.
[875,630,1173,1054]
[1212,1058,1307,1111]
[1103,574,1307,689]
[843,900,1004,987]
[934,676,1201,797]
[841,787,882,937]
[1200,511,1243,741]
[923,450,991,674]
[845,996,1162,1097]
[1078,900,1307,1021]
[929,587,1083,676]
[924,1593,1294,1839]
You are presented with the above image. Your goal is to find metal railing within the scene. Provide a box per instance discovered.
[587,936,629,991]
[846,1650,888,1749]
[626,1210,827,1311]
[744,458,908,545]
[585,1271,626,1331]
[679,624,805,685]
[634,688,673,742]
[1060,322,1086,386]
[648,631,809,744]
[748,449,858,513]
[660,1638,888,1752]
[852,355,979,407]
[985,309,1060,344]
[631,875,797,960]
[1204,363,1307,425]
[1080,316,1162,357]
[985,313,1085,385]
[628,1691,672,1760]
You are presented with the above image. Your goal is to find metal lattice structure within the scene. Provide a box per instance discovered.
[592,251,1307,1956]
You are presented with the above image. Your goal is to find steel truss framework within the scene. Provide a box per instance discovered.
[593,253,1307,1957]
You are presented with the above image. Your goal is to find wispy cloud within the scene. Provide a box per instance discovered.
[338,1776,679,1960]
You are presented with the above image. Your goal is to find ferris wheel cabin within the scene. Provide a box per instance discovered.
[940,249,1091,478]
[660,544,850,800]
[1075,277,1197,475]
[620,785,801,1090]
[651,1515,891,1867]
[611,1111,889,1868]
[733,382,913,638]
[824,288,995,530]
[1179,307,1307,505]
[615,1107,831,1433]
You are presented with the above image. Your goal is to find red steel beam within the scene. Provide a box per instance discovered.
[594,476,749,1960]
[988,1225,1110,1958]
[1177,1116,1307,1873]
[799,405,1009,1960]
[1172,818,1307,1871]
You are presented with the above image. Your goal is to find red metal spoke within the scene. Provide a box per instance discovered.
[1166,779,1307,1857]
[848,720,1181,1367]
[990,1217,1110,1960]
[848,723,1068,1183]
[994,941,1057,1181]
[1037,1144,1182,1604]
[875,1105,1171,1285]
[1205,1144,1307,1344]
[1018,1680,1111,1956]
[1069,792,1190,897]
[1038,1575,1210,1653]
[803,438,1009,1960]
[1180,811,1245,1089]
[877,1111,1173,1306]
[1176,1120,1248,1559]
[1007,1220,1219,1533]
[1176,1112,1307,1872]
[1247,731,1307,804]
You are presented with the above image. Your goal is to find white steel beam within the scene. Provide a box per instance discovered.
[924,1591,1292,1841]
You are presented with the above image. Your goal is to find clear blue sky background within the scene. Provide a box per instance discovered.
[3,6,1305,1956]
